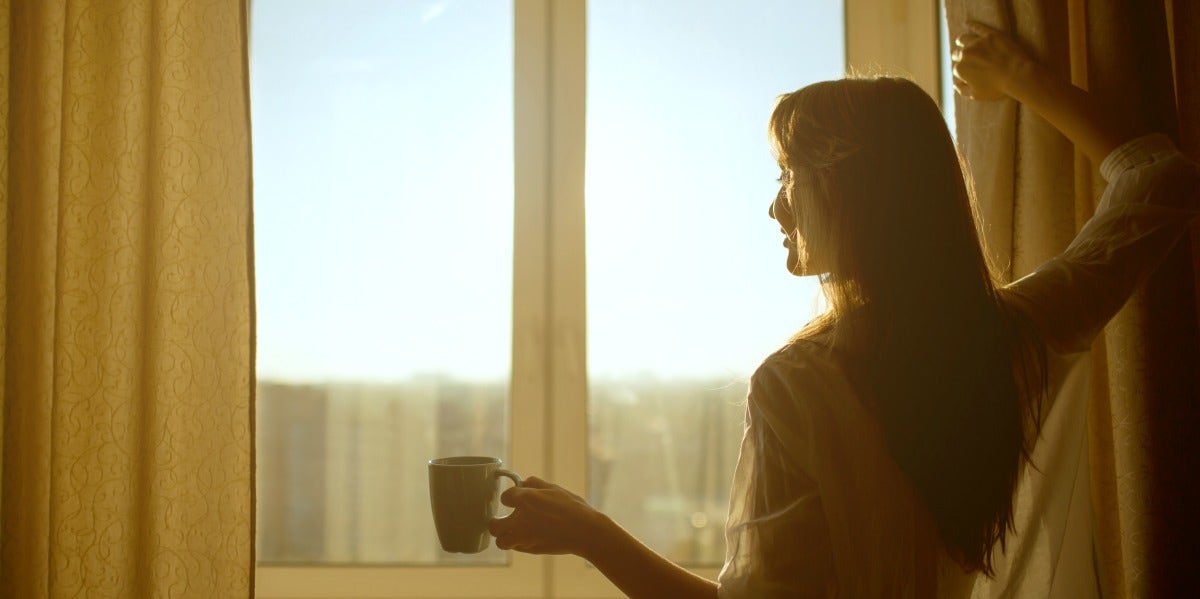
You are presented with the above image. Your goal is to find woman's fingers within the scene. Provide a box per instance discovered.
[522,476,552,489]
[949,21,1029,102]
[488,508,524,537]
[491,484,559,551]
[488,475,604,556]
[499,485,524,507]
[500,475,552,509]
[493,524,525,551]
[952,74,973,99]
[490,508,542,549]
[954,32,980,49]
[490,508,559,554]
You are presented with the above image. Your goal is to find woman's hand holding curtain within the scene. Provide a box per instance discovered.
[950,21,1037,101]
[953,20,1143,166]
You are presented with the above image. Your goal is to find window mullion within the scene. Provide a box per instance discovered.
[844,0,940,99]
[543,0,595,596]
[512,0,555,596]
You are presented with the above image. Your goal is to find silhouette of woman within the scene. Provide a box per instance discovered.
[486,22,1199,598]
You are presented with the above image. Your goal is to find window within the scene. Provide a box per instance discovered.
[583,0,839,567]
[253,0,515,567]
[253,1,939,597]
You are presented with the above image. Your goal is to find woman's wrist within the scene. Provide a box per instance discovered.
[1000,55,1048,104]
[575,512,719,599]
[578,511,625,563]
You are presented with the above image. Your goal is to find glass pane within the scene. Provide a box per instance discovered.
[252,0,514,565]
[939,3,957,135]
[586,1,841,565]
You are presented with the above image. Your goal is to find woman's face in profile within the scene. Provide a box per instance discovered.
[769,171,803,275]
[770,167,829,277]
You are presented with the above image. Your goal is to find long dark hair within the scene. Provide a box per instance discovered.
[769,77,1046,575]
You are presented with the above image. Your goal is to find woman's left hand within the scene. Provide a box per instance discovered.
[952,20,1038,101]
[488,476,612,558]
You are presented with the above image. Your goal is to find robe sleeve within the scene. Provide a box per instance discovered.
[1004,133,1200,354]
[718,355,836,598]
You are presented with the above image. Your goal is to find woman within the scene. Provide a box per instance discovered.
[487,22,1199,597]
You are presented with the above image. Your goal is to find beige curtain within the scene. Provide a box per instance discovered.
[1,1,255,597]
[945,1,1200,597]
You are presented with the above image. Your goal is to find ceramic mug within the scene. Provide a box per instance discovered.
[428,456,523,553]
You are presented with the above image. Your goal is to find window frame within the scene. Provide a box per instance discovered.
[254,0,940,596]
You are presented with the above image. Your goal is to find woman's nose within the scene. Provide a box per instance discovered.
[770,188,785,218]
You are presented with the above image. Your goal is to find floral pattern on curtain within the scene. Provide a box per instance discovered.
[1,1,255,597]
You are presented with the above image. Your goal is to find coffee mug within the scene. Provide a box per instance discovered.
[428,456,523,553]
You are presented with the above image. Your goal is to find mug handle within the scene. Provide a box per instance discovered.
[491,469,523,522]
[495,468,523,488]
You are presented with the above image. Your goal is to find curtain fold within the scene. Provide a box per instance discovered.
[946,1,1200,597]
[1,1,255,597]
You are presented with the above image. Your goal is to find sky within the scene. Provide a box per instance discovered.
[250,0,843,383]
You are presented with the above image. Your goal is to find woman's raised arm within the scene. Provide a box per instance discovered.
[951,20,1145,165]
[953,22,1200,355]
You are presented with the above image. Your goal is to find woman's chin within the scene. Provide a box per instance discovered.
[786,252,806,276]
[787,253,827,277]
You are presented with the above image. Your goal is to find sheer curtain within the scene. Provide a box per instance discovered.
[945,1,1200,597]
[1,1,255,596]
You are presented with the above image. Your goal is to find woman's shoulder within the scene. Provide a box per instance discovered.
[750,334,859,420]
[756,334,836,380]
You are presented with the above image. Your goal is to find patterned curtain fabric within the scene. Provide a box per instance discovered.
[944,1,1200,597]
[1,1,255,597]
